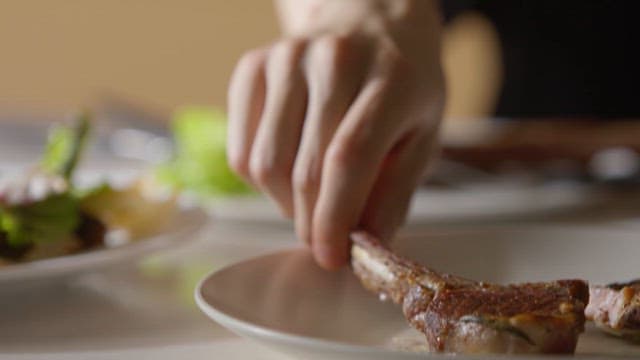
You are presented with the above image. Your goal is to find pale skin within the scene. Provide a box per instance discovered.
[227,0,445,270]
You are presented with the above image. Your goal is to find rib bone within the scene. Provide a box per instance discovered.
[351,231,589,354]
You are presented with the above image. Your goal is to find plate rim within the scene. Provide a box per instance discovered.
[0,205,208,283]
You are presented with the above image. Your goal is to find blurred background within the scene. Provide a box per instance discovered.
[2,1,639,120]
[0,0,278,119]
[2,1,640,185]
[0,0,501,120]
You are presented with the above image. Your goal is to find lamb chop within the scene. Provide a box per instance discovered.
[586,280,640,342]
[350,231,589,354]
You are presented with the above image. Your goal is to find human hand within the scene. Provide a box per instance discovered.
[227,0,445,269]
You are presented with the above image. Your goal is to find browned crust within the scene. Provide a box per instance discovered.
[350,231,589,354]
[410,281,588,352]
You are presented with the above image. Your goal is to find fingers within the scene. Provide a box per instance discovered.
[292,36,364,245]
[227,48,267,182]
[249,40,308,217]
[359,129,439,242]
[311,67,414,269]
[227,35,444,271]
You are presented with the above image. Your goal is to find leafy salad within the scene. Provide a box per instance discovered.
[0,113,177,264]
[156,106,250,197]
[0,107,250,265]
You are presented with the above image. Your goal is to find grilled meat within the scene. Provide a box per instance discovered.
[350,231,589,354]
[586,280,640,342]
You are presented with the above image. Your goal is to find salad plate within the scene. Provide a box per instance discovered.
[0,114,209,285]
[196,225,640,360]
[0,203,207,284]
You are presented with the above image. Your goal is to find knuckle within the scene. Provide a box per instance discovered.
[248,157,271,188]
[249,154,286,188]
[229,49,266,98]
[266,39,307,84]
[309,35,345,59]
[292,161,321,193]
[371,53,417,99]
[306,35,352,76]
[325,134,363,169]
[269,39,306,65]
[375,44,411,80]
[236,48,266,73]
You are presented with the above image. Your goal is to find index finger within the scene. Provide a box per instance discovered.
[311,76,410,269]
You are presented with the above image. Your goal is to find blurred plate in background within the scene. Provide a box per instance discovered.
[209,182,597,225]
[0,115,206,285]
[0,205,207,285]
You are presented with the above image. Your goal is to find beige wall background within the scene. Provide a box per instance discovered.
[0,2,500,121]
[0,0,279,118]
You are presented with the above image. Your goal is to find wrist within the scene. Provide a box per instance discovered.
[276,0,443,76]
[276,0,441,40]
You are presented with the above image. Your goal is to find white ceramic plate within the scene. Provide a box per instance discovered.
[209,182,596,225]
[0,204,208,285]
[196,225,640,360]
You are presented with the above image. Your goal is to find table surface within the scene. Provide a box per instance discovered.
[5,208,640,360]
[0,219,296,360]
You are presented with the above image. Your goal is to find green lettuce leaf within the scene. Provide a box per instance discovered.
[0,193,80,247]
[156,106,251,197]
[41,111,90,180]
[1,113,90,249]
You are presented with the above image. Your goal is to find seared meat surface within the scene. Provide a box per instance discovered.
[586,280,640,342]
[351,232,589,354]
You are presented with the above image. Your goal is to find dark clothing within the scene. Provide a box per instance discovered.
[442,1,640,118]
